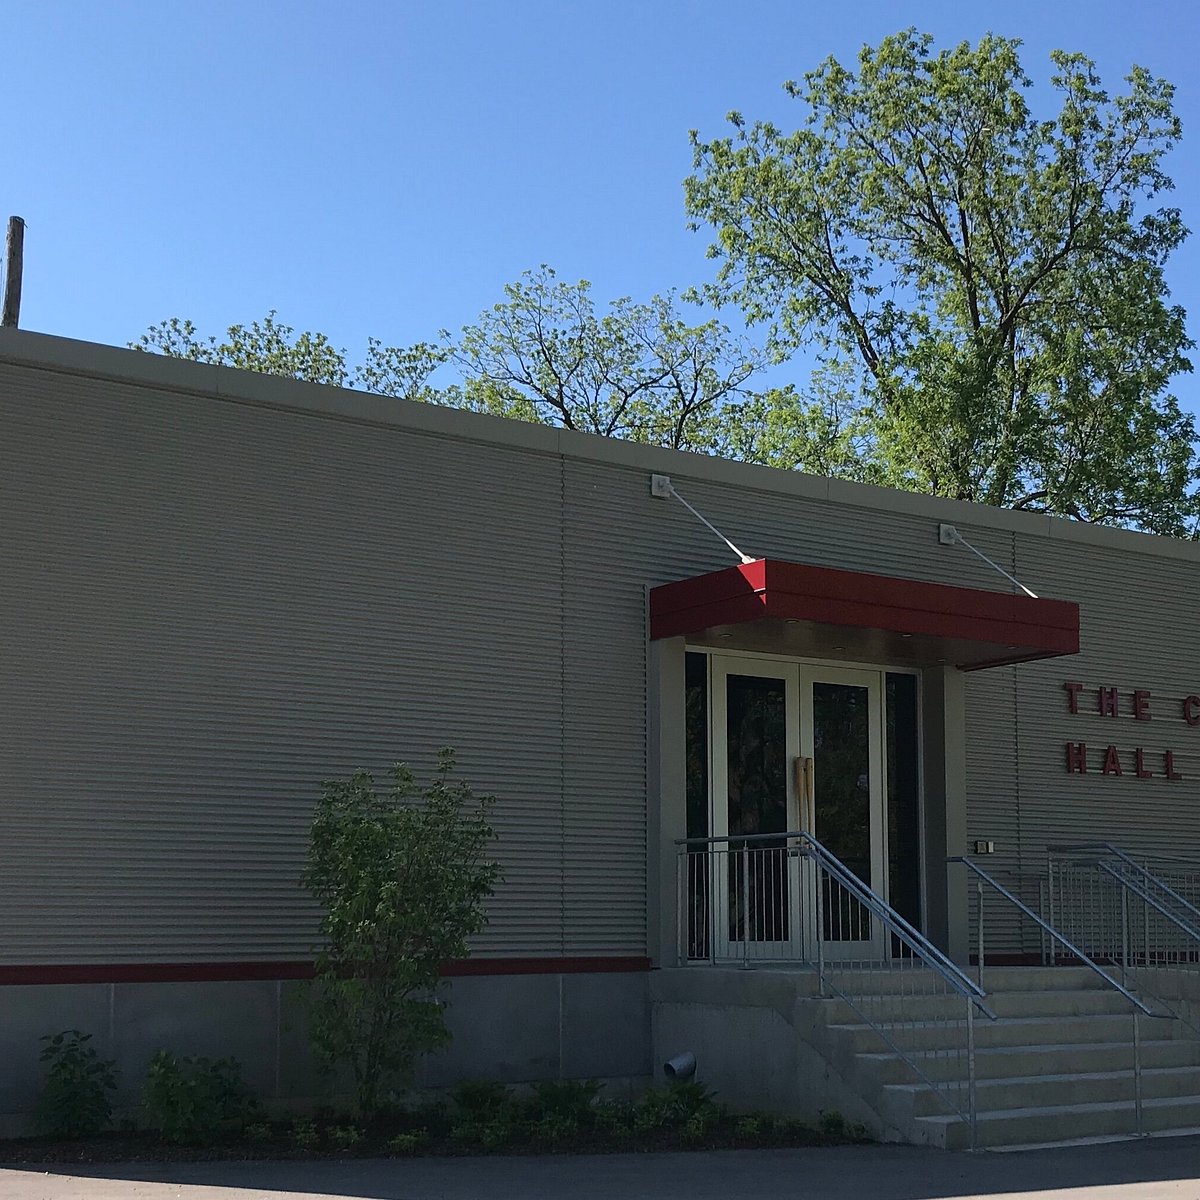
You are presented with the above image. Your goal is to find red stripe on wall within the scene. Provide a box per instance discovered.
[0,956,653,986]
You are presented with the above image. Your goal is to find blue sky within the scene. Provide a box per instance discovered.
[9,0,1200,411]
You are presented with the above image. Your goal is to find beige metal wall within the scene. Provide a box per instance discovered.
[3,330,1199,963]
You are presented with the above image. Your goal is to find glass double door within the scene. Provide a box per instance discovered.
[709,656,887,961]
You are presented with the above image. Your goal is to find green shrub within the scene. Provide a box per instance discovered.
[244,1121,272,1144]
[388,1129,430,1154]
[533,1111,579,1142]
[816,1109,870,1142]
[450,1079,513,1118]
[329,1123,362,1150]
[526,1079,601,1124]
[735,1114,765,1138]
[142,1052,257,1144]
[304,753,501,1117]
[291,1117,320,1150]
[635,1081,720,1131]
[593,1100,635,1136]
[35,1030,118,1138]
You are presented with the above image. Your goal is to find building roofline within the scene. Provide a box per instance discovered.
[3,325,1198,564]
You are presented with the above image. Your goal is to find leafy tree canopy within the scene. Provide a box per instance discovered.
[134,268,771,453]
[686,30,1196,534]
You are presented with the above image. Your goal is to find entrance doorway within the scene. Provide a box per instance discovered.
[684,652,921,963]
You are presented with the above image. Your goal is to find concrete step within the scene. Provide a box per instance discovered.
[858,1035,1200,1084]
[926,1093,1200,1150]
[827,1013,1182,1055]
[887,1065,1200,1118]
[828,965,1105,997]
[819,987,1135,1023]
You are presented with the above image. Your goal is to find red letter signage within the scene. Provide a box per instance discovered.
[1065,743,1087,774]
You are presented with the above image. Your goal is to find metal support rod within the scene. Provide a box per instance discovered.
[676,849,685,967]
[1133,1008,1144,1137]
[967,997,978,1152]
[816,863,826,997]
[740,845,751,970]
[1047,865,1057,965]
[976,879,985,992]
[1121,886,1130,984]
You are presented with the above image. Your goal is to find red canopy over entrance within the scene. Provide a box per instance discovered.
[649,559,1079,671]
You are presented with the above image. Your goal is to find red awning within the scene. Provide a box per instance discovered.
[649,559,1079,671]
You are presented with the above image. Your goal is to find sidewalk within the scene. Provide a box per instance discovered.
[4,1138,1200,1200]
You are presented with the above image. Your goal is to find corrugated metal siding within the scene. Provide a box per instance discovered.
[5,345,1200,964]
[1011,534,1200,866]
[0,367,569,961]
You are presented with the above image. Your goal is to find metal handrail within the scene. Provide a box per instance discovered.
[950,857,1159,1017]
[1049,842,1200,934]
[1095,862,1200,953]
[680,831,993,1145]
[678,832,994,1016]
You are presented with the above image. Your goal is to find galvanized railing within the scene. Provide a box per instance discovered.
[678,832,995,1147]
[1048,843,1200,970]
[951,856,1165,1137]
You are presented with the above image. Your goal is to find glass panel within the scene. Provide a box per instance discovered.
[813,681,871,941]
[684,653,710,959]
[726,673,788,942]
[886,673,922,932]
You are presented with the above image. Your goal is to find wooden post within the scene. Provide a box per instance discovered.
[2,216,25,328]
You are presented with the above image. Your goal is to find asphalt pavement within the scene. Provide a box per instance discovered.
[4,1137,1200,1200]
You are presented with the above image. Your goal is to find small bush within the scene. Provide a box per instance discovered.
[450,1079,512,1117]
[291,1117,320,1150]
[526,1079,601,1124]
[36,1030,118,1138]
[142,1052,257,1145]
[735,1114,764,1138]
[329,1123,362,1150]
[388,1129,430,1155]
[533,1111,579,1142]
[244,1121,272,1144]
[635,1081,720,1131]
[593,1100,635,1137]
[816,1109,870,1142]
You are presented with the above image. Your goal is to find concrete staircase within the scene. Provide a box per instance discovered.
[826,965,1200,1149]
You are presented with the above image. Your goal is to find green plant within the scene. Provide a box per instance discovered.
[388,1129,430,1154]
[244,1121,272,1144]
[816,1109,870,1142]
[479,1118,518,1149]
[329,1123,362,1150]
[635,1081,719,1131]
[593,1100,634,1137]
[450,1079,512,1117]
[526,1079,601,1124]
[142,1052,257,1145]
[682,1109,716,1143]
[35,1030,118,1138]
[533,1111,579,1142]
[735,1114,764,1139]
[304,751,501,1118]
[291,1117,320,1150]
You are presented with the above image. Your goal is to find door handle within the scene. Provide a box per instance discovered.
[794,756,815,830]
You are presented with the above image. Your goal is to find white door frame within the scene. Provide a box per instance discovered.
[799,664,887,961]
[705,654,890,962]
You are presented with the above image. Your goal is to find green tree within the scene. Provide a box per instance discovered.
[134,312,352,387]
[449,266,765,450]
[686,30,1197,533]
[133,313,447,401]
[133,270,767,453]
[303,751,500,1118]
